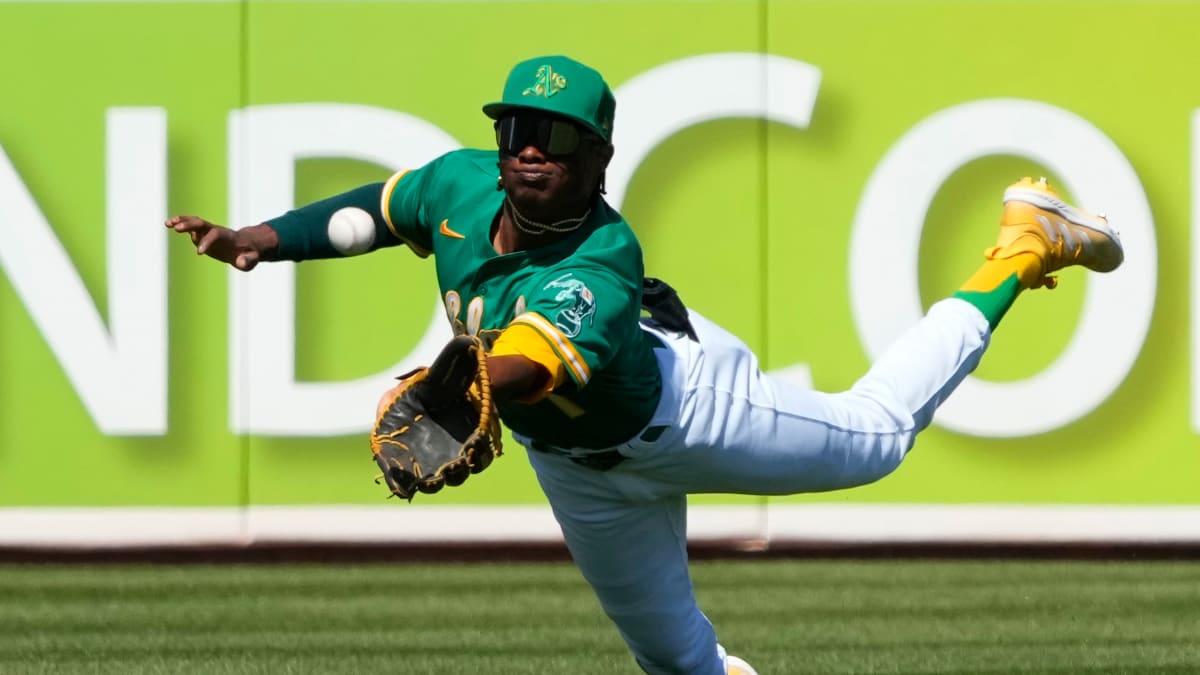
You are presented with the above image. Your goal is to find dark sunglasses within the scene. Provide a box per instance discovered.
[495,114,597,156]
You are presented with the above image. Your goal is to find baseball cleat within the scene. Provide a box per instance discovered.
[986,176,1124,289]
[726,654,760,675]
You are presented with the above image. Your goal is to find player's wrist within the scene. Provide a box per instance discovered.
[237,223,281,261]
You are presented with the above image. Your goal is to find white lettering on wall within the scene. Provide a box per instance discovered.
[606,52,823,388]
[850,99,1156,437]
[228,103,455,435]
[0,108,166,434]
[0,58,1165,440]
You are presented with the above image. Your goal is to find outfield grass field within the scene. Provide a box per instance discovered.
[1,559,1197,674]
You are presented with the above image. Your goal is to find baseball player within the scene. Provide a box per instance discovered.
[166,55,1123,674]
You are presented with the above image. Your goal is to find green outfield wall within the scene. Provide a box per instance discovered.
[0,0,1195,514]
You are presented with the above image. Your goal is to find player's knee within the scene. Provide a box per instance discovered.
[847,451,906,486]
[822,434,910,490]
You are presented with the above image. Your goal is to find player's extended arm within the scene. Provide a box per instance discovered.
[487,354,551,403]
[375,353,548,419]
[165,183,405,267]
[164,216,280,271]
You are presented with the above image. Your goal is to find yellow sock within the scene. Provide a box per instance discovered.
[952,255,1042,330]
[960,254,1043,292]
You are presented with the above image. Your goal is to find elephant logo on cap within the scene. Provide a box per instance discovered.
[523,65,567,98]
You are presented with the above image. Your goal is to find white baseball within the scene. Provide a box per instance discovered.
[327,206,376,255]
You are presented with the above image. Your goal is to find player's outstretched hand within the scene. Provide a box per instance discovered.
[164,216,279,271]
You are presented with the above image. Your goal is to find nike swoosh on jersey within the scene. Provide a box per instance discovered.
[439,219,465,239]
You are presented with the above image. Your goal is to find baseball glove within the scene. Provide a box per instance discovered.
[370,335,503,501]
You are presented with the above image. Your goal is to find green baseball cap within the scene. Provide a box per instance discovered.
[482,55,616,141]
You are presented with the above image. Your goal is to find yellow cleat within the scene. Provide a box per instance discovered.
[986,176,1124,289]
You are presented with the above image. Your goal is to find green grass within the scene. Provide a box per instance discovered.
[1,560,1198,674]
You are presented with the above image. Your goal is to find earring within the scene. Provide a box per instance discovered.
[496,175,504,191]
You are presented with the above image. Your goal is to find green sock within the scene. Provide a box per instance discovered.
[952,273,1022,330]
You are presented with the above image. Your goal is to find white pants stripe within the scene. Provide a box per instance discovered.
[522,298,991,674]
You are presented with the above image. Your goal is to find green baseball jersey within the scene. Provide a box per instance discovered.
[382,149,662,449]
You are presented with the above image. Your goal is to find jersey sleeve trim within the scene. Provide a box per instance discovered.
[489,323,568,403]
[380,169,432,258]
[509,312,592,386]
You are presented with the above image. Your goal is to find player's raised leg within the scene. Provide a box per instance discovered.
[623,300,989,494]
[622,177,1124,496]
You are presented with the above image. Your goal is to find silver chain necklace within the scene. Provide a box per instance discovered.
[507,198,591,235]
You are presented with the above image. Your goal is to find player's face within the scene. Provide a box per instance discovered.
[496,112,612,214]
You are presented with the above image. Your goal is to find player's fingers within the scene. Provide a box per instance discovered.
[234,251,259,271]
[376,384,403,418]
[166,215,206,232]
[195,227,223,255]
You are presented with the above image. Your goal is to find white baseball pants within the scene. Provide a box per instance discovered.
[520,298,991,674]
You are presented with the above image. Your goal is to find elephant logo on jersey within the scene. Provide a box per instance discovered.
[545,273,595,338]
